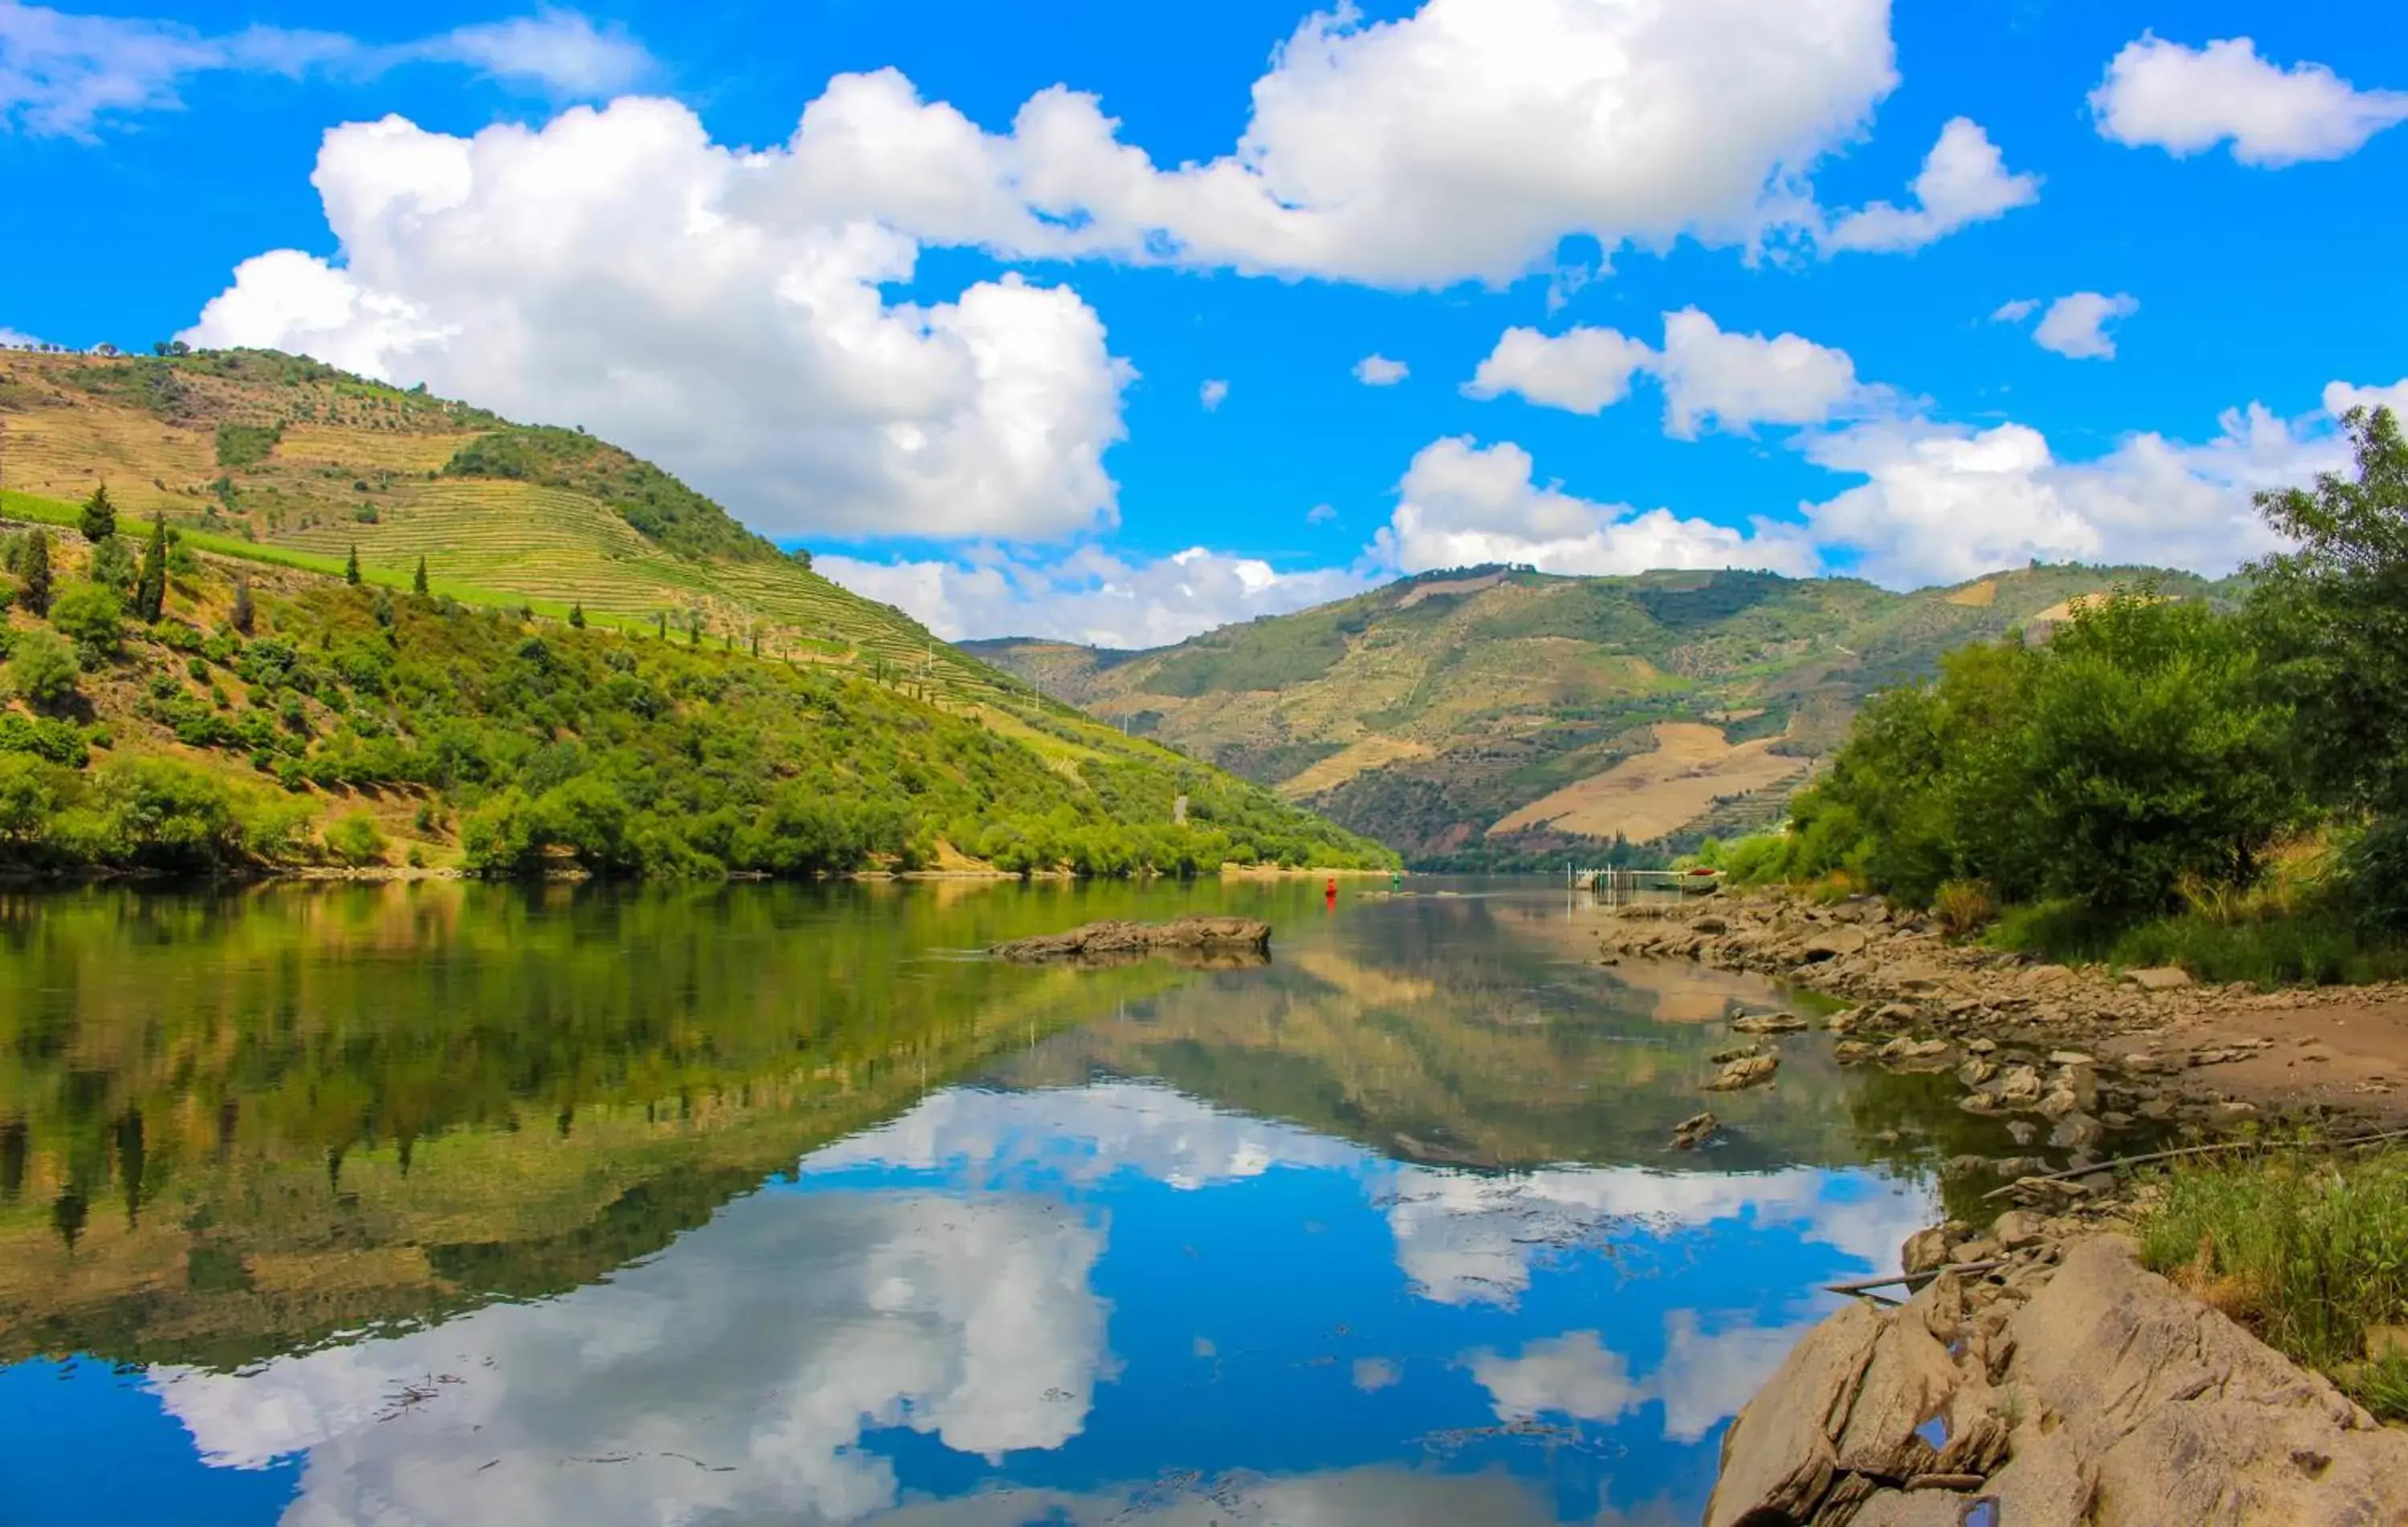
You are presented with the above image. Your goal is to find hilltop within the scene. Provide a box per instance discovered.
[0,347,1393,876]
[966,562,2237,866]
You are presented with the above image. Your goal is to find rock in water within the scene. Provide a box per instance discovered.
[1731,1012,1812,1035]
[1672,1112,1720,1150]
[1706,1055,1779,1091]
[990,916,1273,963]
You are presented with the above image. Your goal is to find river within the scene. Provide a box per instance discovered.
[0,878,1977,1525]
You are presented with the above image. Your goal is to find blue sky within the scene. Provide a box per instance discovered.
[4,1,2406,646]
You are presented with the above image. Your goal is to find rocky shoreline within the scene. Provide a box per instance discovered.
[1609,893,2408,1521]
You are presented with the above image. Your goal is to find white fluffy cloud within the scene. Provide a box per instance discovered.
[1354,355,1409,386]
[1989,298,2040,324]
[1654,307,1877,438]
[1824,116,2040,253]
[1466,308,1875,437]
[820,543,1369,649]
[1372,437,1816,580]
[2325,377,2408,417]
[0,325,45,348]
[1465,325,1657,415]
[1801,403,2346,585]
[2090,34,2408,167]
[186,102,1135,541]
[2030,291,2139,360]
[723,0,1899,289]
[1199,379,1229,412]
[0,2,649,137]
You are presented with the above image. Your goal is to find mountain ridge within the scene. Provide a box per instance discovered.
[964,560,2241,866]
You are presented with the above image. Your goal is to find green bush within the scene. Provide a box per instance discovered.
[2342,816,2408,937]
[6,629,81,711]
[323,812,388,866]
[49,581,124,663]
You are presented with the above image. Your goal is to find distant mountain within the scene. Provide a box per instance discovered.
[964,563,2238,867]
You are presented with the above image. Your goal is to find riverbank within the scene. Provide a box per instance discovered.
[1601,893,2408,1136]
[1618,890,2408,1520]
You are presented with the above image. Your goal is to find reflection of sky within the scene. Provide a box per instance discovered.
[7,1081,1932,1526]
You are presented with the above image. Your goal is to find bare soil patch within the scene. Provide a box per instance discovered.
[1490,722,1807,843]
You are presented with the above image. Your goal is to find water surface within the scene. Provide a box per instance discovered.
[0,879,1975,1525]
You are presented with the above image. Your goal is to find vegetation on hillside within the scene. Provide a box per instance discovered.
[0,530,1394,879]
[441,425,786,564]
[971,560,2234,867]
[1715,406,2408,983]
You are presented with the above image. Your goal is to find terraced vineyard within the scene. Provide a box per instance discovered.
[0,346,1019,701]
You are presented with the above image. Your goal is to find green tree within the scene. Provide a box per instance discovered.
[19,530,51,618]
[344,545,361,586]
[79,485,116,544]
[132,515,168,622]
[568,602,586,629]
[230,573,255,635]
[88,535,136,594]
[50,583,124,664]
[6,629,79,711]
[413,556,429,596]
[2249,405,2408,816]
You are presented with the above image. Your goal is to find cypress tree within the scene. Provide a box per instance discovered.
[22,530,51,617]
[230,573,254,635]
[568,602,586,629]
[688,614,702,647]
[79,484,116,544]
[133,514,168,621]
[344,545,361,585]
[412,556,429,596]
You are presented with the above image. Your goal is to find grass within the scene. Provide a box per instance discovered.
[2138,1146,2408,1421]
[1989,896,2408,987]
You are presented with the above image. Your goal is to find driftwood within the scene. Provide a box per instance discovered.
[1822,1259,2009,1297]
[990,916,1273,964]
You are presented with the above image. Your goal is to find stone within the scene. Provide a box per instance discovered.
[1995,1065,2043,1106]
[1967,1038,1998,1054]
[2208,1099,2260,1126]
[1706,1054,1779,1091]
[1901,1226,1954,1277]
[1710,1042,1765,1065]
[1999,1238,2408,1526]
[1957,1057,1999,1088]
[1693,914,1730,935]
[1991,1210,2043,1249]
[2048,1050,2097,1067]
[2048,1112,2105,1150]
[1672,1111,1719,1150]
[1703,1301,1884,1527]
[2006,1120,2038,1146]
[1731,1012,1810,1035]
[2124,966,2194,992]
[2036,1087,2081,1120]
[1835,1040,1877,1065]
[1800,926,1872,961]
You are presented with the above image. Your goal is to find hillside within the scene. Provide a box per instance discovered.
[0,348,1393,876]
[965,563,2237,866]
[0,346,1031,700]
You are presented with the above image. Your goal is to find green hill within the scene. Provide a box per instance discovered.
[965,562,2239,866]
[0,348,1393,876]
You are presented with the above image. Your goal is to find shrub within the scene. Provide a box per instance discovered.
[87,535,136,593]
[48,582,124,663]
[0,754,65,849]
[2343,816,2408,937]
[6,629,81,711]
[1934,879,1995,937]
[323,812,388,866]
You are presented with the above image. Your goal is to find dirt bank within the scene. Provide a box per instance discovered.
[1600,894,2408,1135]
